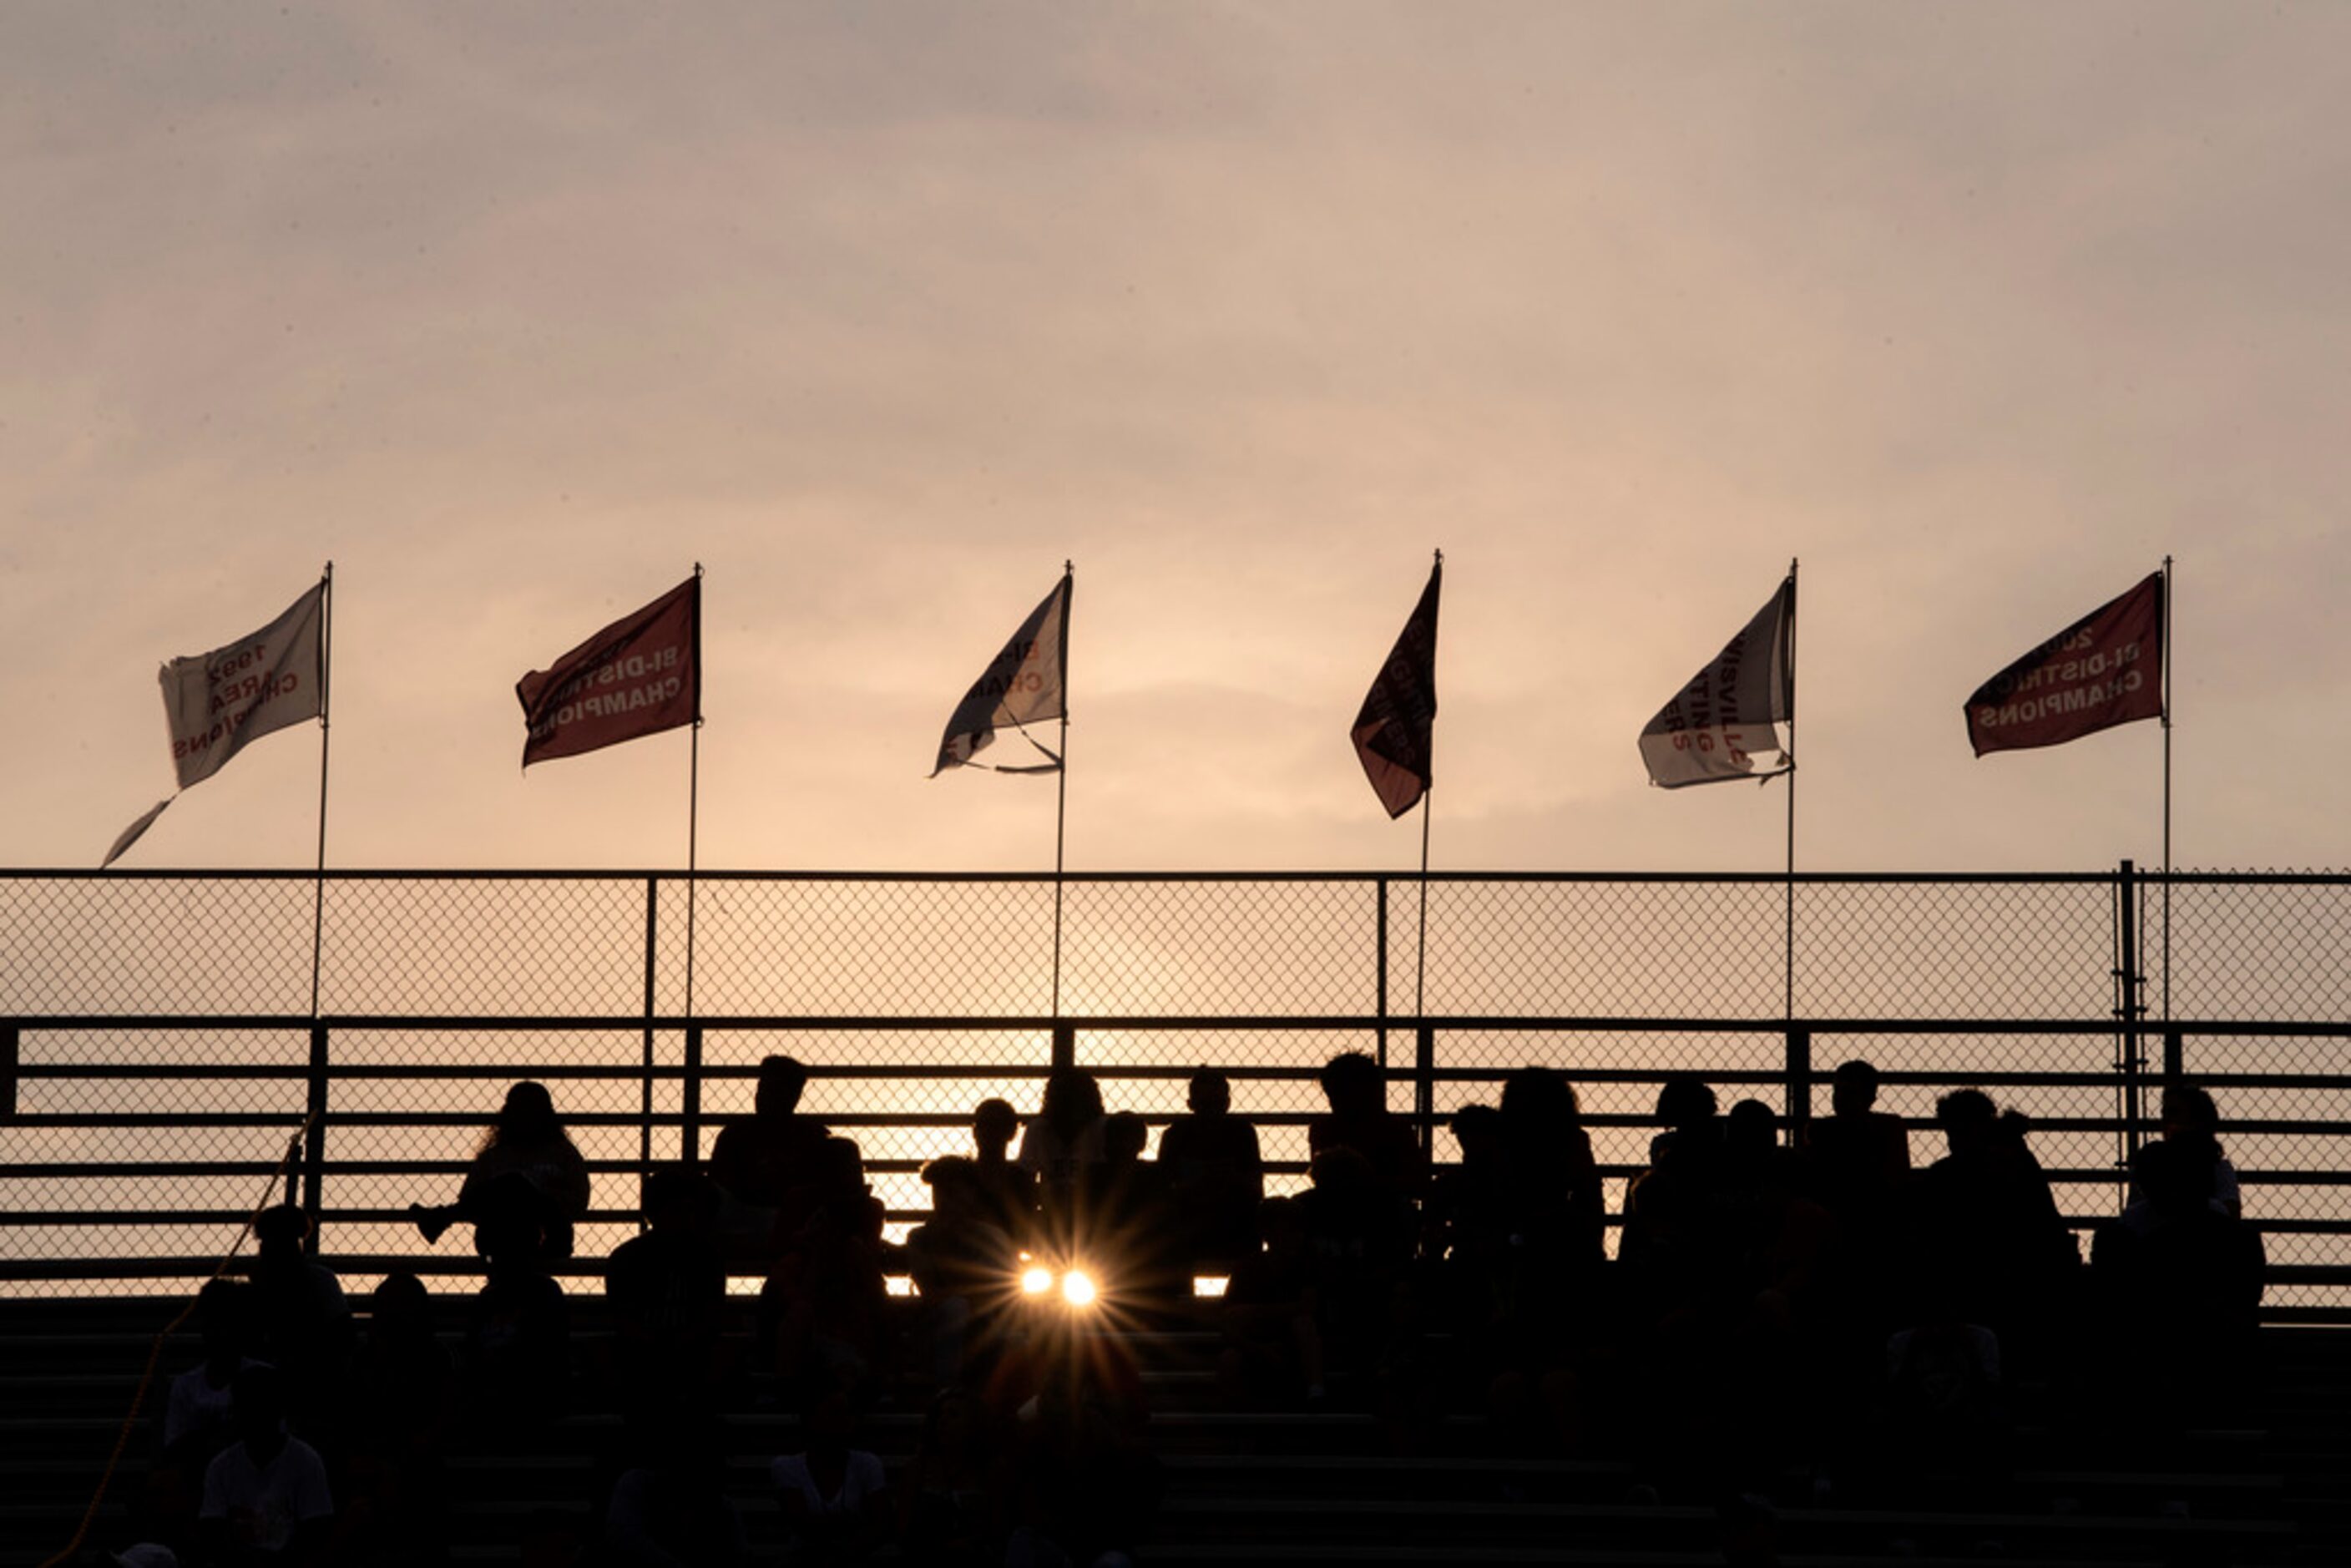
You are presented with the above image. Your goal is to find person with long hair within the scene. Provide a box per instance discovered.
[410,1080,592,1260]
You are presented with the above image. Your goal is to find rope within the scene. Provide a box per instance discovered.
[38,1114,318,1568]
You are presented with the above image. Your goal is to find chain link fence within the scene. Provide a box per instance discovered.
[2,867,2344,1309]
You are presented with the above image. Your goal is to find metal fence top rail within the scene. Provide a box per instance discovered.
[13,866,2334,885]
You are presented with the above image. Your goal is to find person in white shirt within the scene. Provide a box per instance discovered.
[199,1364,334,1565]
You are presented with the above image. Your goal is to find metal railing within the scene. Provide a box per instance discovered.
[3,865,2347,1317]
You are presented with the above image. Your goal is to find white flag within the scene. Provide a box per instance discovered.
[104,580,326,866]
[1639,574,1795,789]
[931,574,1071,775]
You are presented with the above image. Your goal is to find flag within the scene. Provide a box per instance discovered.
[517,577,700,766]
[103,579,329,867]
[931,573,1071,775]
[1639,574,1795,789]
[1965,571,2162,756]
[1352,559,1441,817]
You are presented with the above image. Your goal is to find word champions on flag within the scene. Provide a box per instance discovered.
[1965,571,2163,756]
[516,577,700,766]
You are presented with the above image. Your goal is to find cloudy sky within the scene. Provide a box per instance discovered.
[5,2,2346,878]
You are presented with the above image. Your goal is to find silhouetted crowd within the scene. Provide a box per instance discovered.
[114,1056,2266,1567]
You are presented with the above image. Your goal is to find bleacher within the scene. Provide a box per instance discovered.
[7,1292,2345,1568]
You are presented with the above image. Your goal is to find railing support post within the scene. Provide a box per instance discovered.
[2163,1027,2185,1089]
[1375,878,1390,1070]
[0,1023,17,1121]
[2115,858,2146,1175]
[298,1024,328,1252]
[682,1024,704,1167]
[1785,1027,1812,1144]
[640,875,659,1212]
[1051,1020,1075,1073]
[1413,1023,1436,1157]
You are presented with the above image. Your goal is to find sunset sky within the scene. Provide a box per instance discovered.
[6,3,2347,878]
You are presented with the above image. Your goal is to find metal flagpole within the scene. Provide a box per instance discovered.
[1051,561,1072,1023]
[1783,558,1798,1026]
[308,563,333,1020]
[2161,554,2173,1026]
[685,563,704,1026]
[1415,789,1432,1022]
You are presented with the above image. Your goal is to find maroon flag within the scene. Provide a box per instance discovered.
[1965,572,2163,756]
[1352,559,1441,818]
[517,577,700,766]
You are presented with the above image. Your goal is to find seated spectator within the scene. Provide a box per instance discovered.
[606,1416,748,1567]
[772,1388,892,1566]
[971,1096,1039,1246]
[1498,1067,1605,1268]
[164,1279,258,1465]
[1901,1090,2076,1366]
[762,1137,891,1403]
[1217,1196,1322,1407]
[336,1271,453,1567]
[1647,1075,1725,1177]
[1802,1059,1911,1241]
[1297,1146,1411,1385]
[463,1205,572,1430]
[2126,1081,2242,1218]
[411,1080,592,1262]
[900,1387,1007,1568]
[1155,1069,1264,1272]
[242,1206,351,1432]
[1307,1052,1423,1214]
[711,1055,832,1263]
[198,1363,335,1566]
[606,1166,728,1431]
[1020,1070,1110,1252]
[2093,1136,2267,1414]
[1004,1325,1158,1568]
[1088,1111,1187,1311]
[908,1156,1021,1387]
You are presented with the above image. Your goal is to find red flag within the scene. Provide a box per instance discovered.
[517,577,700,766]
[1965,572,2163,756]
[1352,559,1440,818]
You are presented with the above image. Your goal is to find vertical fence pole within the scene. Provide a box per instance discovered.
[1375,877,1390,1070]
[2163,1027,2184,1089]
[298,1024,329,1252]
[641,876,659,1210]
[2115,858,2145,1179]
[1413,1023,1436,1156]
[682,1024,704,1168]
[0,1024,17,1120]
[1051,1020,1075,1073]
[1785,1028,1813,1144]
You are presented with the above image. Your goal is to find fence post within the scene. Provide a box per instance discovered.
[1051,1020,1075,1073]
[640,875,659,1216]
[0,1023,17,1120]
[1785,1028,1812,1143]
[2163,1027,2185,1088]
[682,1024,704,1167]
[1413,1023,1436,1156]
[298,1024,329,1253]
[2114,858,2146,1171]
[1375,878,1390,1070]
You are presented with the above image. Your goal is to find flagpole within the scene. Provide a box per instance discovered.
[1415,547,1441,1026]
[2161,554,2173,1028]
[307,563,333,1020]
[1783,557,1797,1027]
[685,564,704,1029]
[1051,561,1072,1023]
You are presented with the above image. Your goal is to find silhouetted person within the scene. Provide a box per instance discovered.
[463,1204,571,1432]
[1903,1090,2076,1369]
[972,1096,1039,1246]
[198,1364,334,1565]
[900,1387,1007,1568]
[1087,1111,1186,1310]
[1156,1069,1264,1273]
[412,1080,591,1262]
[772,1388,892,1566]
[1004,1323,1157,1568]
[242,1206,351,1433]
[762,1136,890,1403]
[165,1279,257,1464]
[607,1166,727,1432]
[337,1270,453,1567]
[908,1156,1022,1387]
[711,1054,832,1263]
[1297,1146,1411,1389]
[1307,1051,1423,1213]
[2126,1081,2241,1217]
[605,1416,748,1567]
[2093,1136,2266,1420]
[1802,1059,1910,1239]
[1499,1067,1606,1267]
[1020,1070,1108,1251]
[1647,1075,1725,1176]
[1218,1196,1323,1407]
